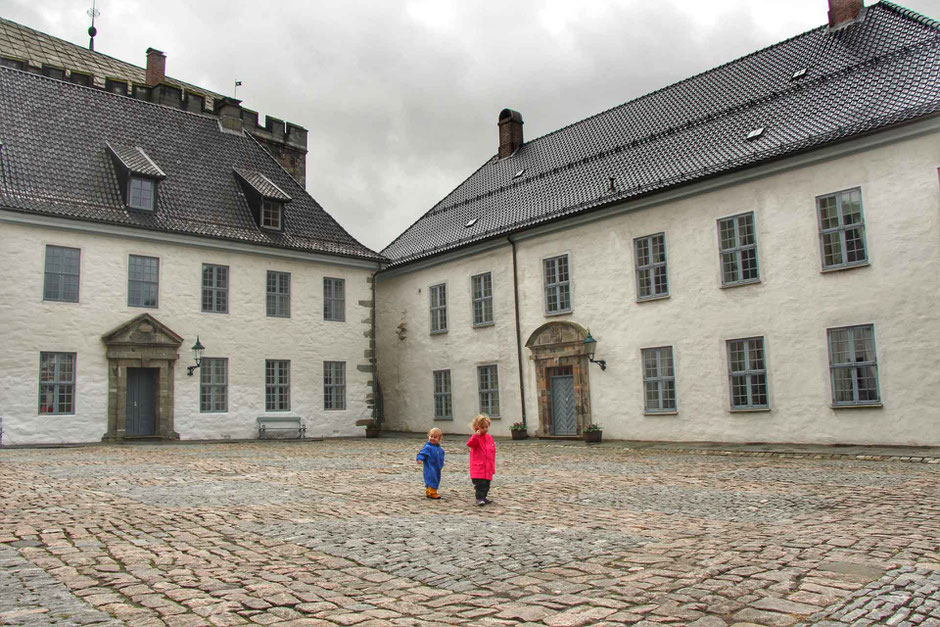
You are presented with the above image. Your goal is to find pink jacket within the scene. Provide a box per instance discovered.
[466,433,496,480]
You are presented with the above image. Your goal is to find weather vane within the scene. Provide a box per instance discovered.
[87,0,100,51]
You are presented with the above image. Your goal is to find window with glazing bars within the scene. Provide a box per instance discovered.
[43,245,80,302]
[200,358,228,412]
[128,177,155,210]
[828,324,880,406]
[635,233,668,300]
[727,337,768,409]
[261,200,282,229]
[429,283,447,333]
[471,272,493,326]
[477,364,500,417]
[642,347,676,412]
[433,369,453,420]
[718,213,759,286]
[817,188,867,269]
[323,277,345,321]
[265,360,290,411]
[128,255,159,308]
[324,361,346,410]
[266,271,290,317]
[543,255,571,314]
[39,352,76,414]
[201,264,229,313]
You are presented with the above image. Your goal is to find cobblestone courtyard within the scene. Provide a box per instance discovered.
[1,437,938,626]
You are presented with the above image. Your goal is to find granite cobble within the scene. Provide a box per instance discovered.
[1,438,938,626]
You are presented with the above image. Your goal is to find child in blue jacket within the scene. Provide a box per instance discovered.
[416,427,445,499]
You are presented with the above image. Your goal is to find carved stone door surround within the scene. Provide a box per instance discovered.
[525,321,593,437]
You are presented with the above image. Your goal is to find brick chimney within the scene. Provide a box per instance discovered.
[828,0,864,29]
[498,109,524,159]
[146,48,166,86]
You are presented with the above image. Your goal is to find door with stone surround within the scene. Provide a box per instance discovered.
[126,367,158,436]
[550,367,576,435]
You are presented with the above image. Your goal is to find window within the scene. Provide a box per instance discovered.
[128,177,155,210]
[201,264,229,313]
[200,358,228,412]
[323,277,345,322]
[266,271,290,318]
[429,283,447,334]
[39,352,75,414]
[642,347,676,413]
[635,233,668,300]
[324,361,346,410]
[128,255,159,308]
[265,360,290,411]
[477,365,500,417]
[433,369,453,420]
[43,245,80,302]
[718,213,759,286]
[727,337,768,410]
[817,188,867,270]
[543,255,571,314]
[828,324,880,406]
[471,272,494,326]
[261,200,282,229]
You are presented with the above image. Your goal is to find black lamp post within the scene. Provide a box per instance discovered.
[187,336,205,376]
[583,331,607,370]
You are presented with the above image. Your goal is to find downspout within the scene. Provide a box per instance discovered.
[371,263,381,426]
[509,235,527,427]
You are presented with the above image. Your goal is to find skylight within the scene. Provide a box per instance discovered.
[513,169,525,179]
[465,218,478,228]
[791,68,807,80]
[746,127,765,140]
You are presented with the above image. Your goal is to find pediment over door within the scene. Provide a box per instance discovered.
[101,313,183,361]
[525,321,590,359]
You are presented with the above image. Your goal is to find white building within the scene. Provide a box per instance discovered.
[375,0,940,446]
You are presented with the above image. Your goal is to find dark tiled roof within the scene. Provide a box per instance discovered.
[0,17,221,104]
[108,144,167,178]
[0,67,381,261]
[233,167,292,202]
[381,2,940,266]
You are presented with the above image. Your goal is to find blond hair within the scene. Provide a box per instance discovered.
[471,414,491,431]
[427,427,442,439]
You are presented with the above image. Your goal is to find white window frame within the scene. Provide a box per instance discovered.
[43,245,80,303]
[429,283,447,334]
[323,277,345,322]
[543,254,571,315]
[261,200,283,230]
[265,359,290,411]
[433,369,453,420]
[717,212,760,286]
[201,264,229,313]
[635,233,669,301]
[128,176,155,211]
[324,361,346,410]
[477,364,500,418]
[200,358,228,413]
[39,352,76,415]
[817,187,868,271]
[128,254,159,308]
[827,324,881,407]
[726,337,769,410]
[642,346,677,413]
[266,270,290,318]
[471,272,494,327]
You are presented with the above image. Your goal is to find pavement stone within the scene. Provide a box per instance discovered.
[1,437,938,626]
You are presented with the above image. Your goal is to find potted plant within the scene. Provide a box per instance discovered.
[364,420,380,438]
[583,423,602,444]
[509,422,528,440]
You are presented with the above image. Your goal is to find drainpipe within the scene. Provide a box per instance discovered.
[371,264,381,426]
[509,235,527,427]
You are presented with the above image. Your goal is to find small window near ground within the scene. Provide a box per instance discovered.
[200,358,228,412]
[324,361,346,410]
[471,272,494,326]
[43,245,80,302]
[324,277,345,322]
[39,352,76,414]
[477,364,500,417]
[266,271,290,318]
[635,233,668,300]
[202,264,229,313]
[828,324,880,406]
[430,283,447,334]
[433,369,453,420]
[718,213,759,286]
[128,255,159,308]
[817,188,867,270]
[265,360,290,411]
[727,337,768,410]
[642,346,676,413]
[543,255,571,314]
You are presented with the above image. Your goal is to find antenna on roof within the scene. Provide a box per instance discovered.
[86,0,100,51]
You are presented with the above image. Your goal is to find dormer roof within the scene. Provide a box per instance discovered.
[233,167,291,202]
[107,143,167,179]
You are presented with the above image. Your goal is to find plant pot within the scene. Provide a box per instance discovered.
[511,430,528,440]
[365,426,380,438]
[583,430,602,444]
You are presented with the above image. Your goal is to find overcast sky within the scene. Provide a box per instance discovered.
[2,0,938,252]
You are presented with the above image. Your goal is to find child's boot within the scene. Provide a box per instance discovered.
[426,487,441,499]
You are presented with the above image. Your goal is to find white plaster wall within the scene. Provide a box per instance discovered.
[0,224,375,445]
[376,246,522,437]
[377,130,940,446]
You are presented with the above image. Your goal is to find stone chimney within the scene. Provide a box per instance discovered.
[214,96,243,133]
[828,0,864,29]
[146,48,166,86]
[498,109,524,159]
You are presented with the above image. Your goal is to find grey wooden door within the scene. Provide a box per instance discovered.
[550,372,576,436]
[126,368,157,436]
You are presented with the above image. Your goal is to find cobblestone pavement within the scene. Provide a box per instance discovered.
[1,438,938,626]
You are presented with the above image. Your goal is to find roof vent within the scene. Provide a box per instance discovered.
[791,68,807,80]
[465,218,478,228]
[746,127,765,141]
[513,169,525,179]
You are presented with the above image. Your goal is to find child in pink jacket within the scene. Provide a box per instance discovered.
[466,414,496,506]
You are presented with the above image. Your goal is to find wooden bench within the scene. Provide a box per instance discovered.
[257,416,306,439]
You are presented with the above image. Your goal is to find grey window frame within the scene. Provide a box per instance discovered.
[726,337,769,410]
[543,254,571,315]
[264,359,290,411]
[429,283,447,334]
[477,364,500,418]
[827,324,881,406]
[128,254,159,308]
[261,200,283,230]
[471,272,494,327]
[642,346,676,413]
[323,277,345,322]
[201,264,229,313]
[635,233,669,301]
[433,369,453,420]
[817,187,868,270]
[266,270,290,318]
[717,212,760,286]
[43,245,80,303]
[39,352,76,415]
[128,176,156,211]
[324,361,346,411]
[199,358,228,413]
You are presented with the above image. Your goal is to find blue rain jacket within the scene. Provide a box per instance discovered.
[416,441,445,489]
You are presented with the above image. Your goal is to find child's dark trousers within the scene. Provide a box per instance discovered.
[472,478,491,500]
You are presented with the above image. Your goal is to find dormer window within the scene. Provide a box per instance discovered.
[261,200,283,229]
[233,167,292,232]
[128,177,156,210]
[106,143,166,211]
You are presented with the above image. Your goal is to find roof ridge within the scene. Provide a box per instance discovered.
[421,27,940,220]
[879,1,940,30]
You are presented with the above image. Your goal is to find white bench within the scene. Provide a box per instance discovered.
[257,416,306,439]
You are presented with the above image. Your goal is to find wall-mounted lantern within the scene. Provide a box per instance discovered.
[583,331,607,370]
[186,336,205,376]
